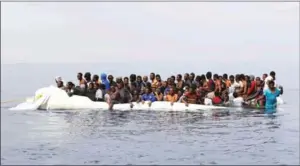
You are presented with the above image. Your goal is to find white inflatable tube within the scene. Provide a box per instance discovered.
[9,86,285,112]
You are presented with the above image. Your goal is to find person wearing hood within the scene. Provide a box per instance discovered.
[101,73,110,91]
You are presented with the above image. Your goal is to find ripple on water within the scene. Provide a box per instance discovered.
[1,108,299,165]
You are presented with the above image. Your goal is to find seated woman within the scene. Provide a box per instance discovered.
[164,87,178,106]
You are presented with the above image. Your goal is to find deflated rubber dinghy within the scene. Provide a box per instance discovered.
[9,86,285,112]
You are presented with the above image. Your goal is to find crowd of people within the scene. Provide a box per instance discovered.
[55,71,283,109]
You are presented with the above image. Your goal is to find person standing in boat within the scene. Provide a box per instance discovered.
[183,73,192,87]
[135,75,143,89]
[116,81,132,104]
[108,75,117,87]
[150,73,158,89]
[77,72,87,89]
[92,74,101,84]
[176,74,184,92]
[84,72,92,83]
[101,73,110,91]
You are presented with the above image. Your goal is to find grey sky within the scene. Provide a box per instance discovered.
[2,2,299,63]
[1,2,299,88]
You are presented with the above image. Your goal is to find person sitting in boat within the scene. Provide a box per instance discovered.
[86,82,96,101]
[140,86,157,106]
[164,87,178,106]
[55,76,65,90]
[65,81,75,97]
[212,91,223,105]
[95,83,105,102]
[131,90,141,102]
[244,77,264,107]
[154,88,164,101]
[246,75,256,97]
[182,84,199,106]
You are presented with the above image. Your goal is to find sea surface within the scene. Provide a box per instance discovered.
[1,64,299,165]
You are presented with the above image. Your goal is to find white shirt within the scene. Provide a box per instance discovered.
[263,76,277,90]
[95,89,103,99]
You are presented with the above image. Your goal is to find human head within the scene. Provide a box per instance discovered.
[213,74,219,80]
[229,75,235,82]
[77,72,83,80]
[195,75,201,82]
[262,73,268,80]
[150,73,155,80]
[137,75,142,83]
[270,71,276,80]
[184,73,189,80]
[206,72,212,79]
[117,81,124,89]
[143,76,148,82]
[145,86,151,94]
[92,74,99,82]
[108,75,114,82]
[84,72,91,81]
[129,74,136,82]
[235,74,240,82]
[156,74,161,82]
[268,80,275,89]
[176,74,182,81]
[190,73,195,80]
[123,77,129,85]
[223,74,228,80]
[66,81,74,89]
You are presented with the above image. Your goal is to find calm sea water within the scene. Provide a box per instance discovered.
[1,64,299,165]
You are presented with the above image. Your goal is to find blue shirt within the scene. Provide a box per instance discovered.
[141,93,157,102]
[164,87,170,95]
[264,88,280,109]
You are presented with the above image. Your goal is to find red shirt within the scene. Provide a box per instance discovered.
[247,81,256,95]
[184,92,198,104]
[212,96,222,104]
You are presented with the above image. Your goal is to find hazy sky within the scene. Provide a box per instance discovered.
[1,2,299,88]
